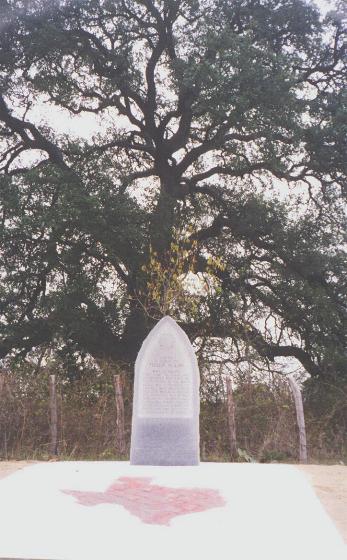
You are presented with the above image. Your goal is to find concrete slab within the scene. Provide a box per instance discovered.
[0,462,345,560]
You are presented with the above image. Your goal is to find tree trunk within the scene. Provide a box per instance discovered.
[114,374,126,455]
[226,377,238,461]
[122,186,178,358]
[121,302,149,363]
[150,186,177,256]
[288,374,308,463]
[49,374,58,456]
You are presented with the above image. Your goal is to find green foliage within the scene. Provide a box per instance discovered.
[0,0,345,384]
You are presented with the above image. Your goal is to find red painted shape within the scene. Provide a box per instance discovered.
[62,477,226,525]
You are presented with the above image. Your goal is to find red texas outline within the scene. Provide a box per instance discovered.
[63,476,226,525]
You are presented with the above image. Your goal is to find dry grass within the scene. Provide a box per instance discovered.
[0,367,346,464]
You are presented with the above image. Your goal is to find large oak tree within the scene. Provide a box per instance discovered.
[0,0,346,380]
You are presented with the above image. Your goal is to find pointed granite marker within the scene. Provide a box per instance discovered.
[130,316,200,465]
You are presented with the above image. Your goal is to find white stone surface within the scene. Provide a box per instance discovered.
[0,461,345,560]
[130,316,200,465]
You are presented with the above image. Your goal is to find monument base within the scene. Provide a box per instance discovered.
[0,462,345,560]
[130,418,199,466]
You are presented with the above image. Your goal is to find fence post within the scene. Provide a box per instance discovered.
[114,374,125,455]
[0,371,4,396]
[0,372,6,459]
[226,377,238,461]
[288,374,308,463]
[49,374,58,457]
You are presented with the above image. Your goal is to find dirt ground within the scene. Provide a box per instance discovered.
[1,461,346,543]
[0,460,39,480]
[297,464,347,543]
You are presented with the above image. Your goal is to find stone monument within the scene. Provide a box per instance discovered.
[130,316,200,465]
